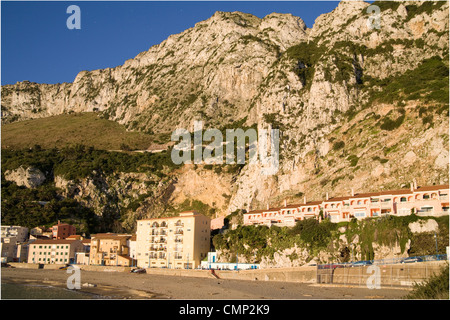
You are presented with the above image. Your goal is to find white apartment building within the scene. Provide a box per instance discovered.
[136,211,211,269]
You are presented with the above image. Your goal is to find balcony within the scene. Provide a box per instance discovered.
[174,254,183,260]
[175,230,184,235]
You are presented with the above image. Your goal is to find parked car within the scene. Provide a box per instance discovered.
[352,260,372,267]
[321,263,345,269]
[59,264,71,270]
[402,257,423,264]
[130,268,146,274]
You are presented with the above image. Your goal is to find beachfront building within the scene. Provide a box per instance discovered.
[27,239,84,264]
[52,221,76,240]
[136,211,211,269]
[1,225,29,243]
[89,233,133,266]
[244,184,449,226]
[200,252,259,270]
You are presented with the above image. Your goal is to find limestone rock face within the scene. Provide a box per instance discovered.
[1,2,449,218]
[4,166,46,188]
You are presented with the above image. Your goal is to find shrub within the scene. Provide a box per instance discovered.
[332,141,345,151]
[379,114,405,131]
[405,264,449,299]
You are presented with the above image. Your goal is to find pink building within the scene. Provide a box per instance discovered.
[244,185,449,226]
[52,221,76,240]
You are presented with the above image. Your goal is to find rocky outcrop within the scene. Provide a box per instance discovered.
[409,219,439,234]
[4,166,46,188]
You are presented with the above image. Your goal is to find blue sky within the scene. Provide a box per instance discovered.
[1,1,341,85]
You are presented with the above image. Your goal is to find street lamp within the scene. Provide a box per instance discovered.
[434,233,439,256]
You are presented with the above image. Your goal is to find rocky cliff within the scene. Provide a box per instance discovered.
[1,1,449,225]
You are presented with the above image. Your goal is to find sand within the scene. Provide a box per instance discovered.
[1,267,411,300]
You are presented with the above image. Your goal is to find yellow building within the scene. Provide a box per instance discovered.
[136,211,211,269]
[89,233,133,266]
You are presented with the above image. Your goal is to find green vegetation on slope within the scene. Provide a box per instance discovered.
[1,144,179,181]
[213,215,449,264]
[1,112,155,151]
[366,56,449,106]
[1,177,99,234]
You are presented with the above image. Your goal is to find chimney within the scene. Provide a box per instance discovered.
[413,178,417,190]
[58,220,61,225]
[284,199,287,207]
[351,189,354,197]
[410,182,414,192]
[267,203,269,210]
[304,196,307,204]
[326,192,329,201]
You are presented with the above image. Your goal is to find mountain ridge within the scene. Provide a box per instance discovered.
[1,1,449,230]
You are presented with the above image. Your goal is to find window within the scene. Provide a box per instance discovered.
[354,212,365,218]
[423,194,430,200]
[400,197,407,202]
[420,206,433,212]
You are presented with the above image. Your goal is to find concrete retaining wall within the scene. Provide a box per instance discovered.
[329,261,447,287]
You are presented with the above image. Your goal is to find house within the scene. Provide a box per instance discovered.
[52,221,76,240]
[89,233,133,266]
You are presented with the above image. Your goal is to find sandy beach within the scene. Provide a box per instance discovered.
[1,267,411,300]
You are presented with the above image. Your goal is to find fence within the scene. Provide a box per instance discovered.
[317,254,448,287]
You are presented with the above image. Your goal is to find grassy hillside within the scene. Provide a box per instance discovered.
[1,112,155,151]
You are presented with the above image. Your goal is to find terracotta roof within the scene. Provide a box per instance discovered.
[91,233,132,240]
[323,196,351,202]
[281,204,303,209]
[30,239,81,245]
[299,201,322,206]
[415,184,449,192]
[138,213,207,221]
